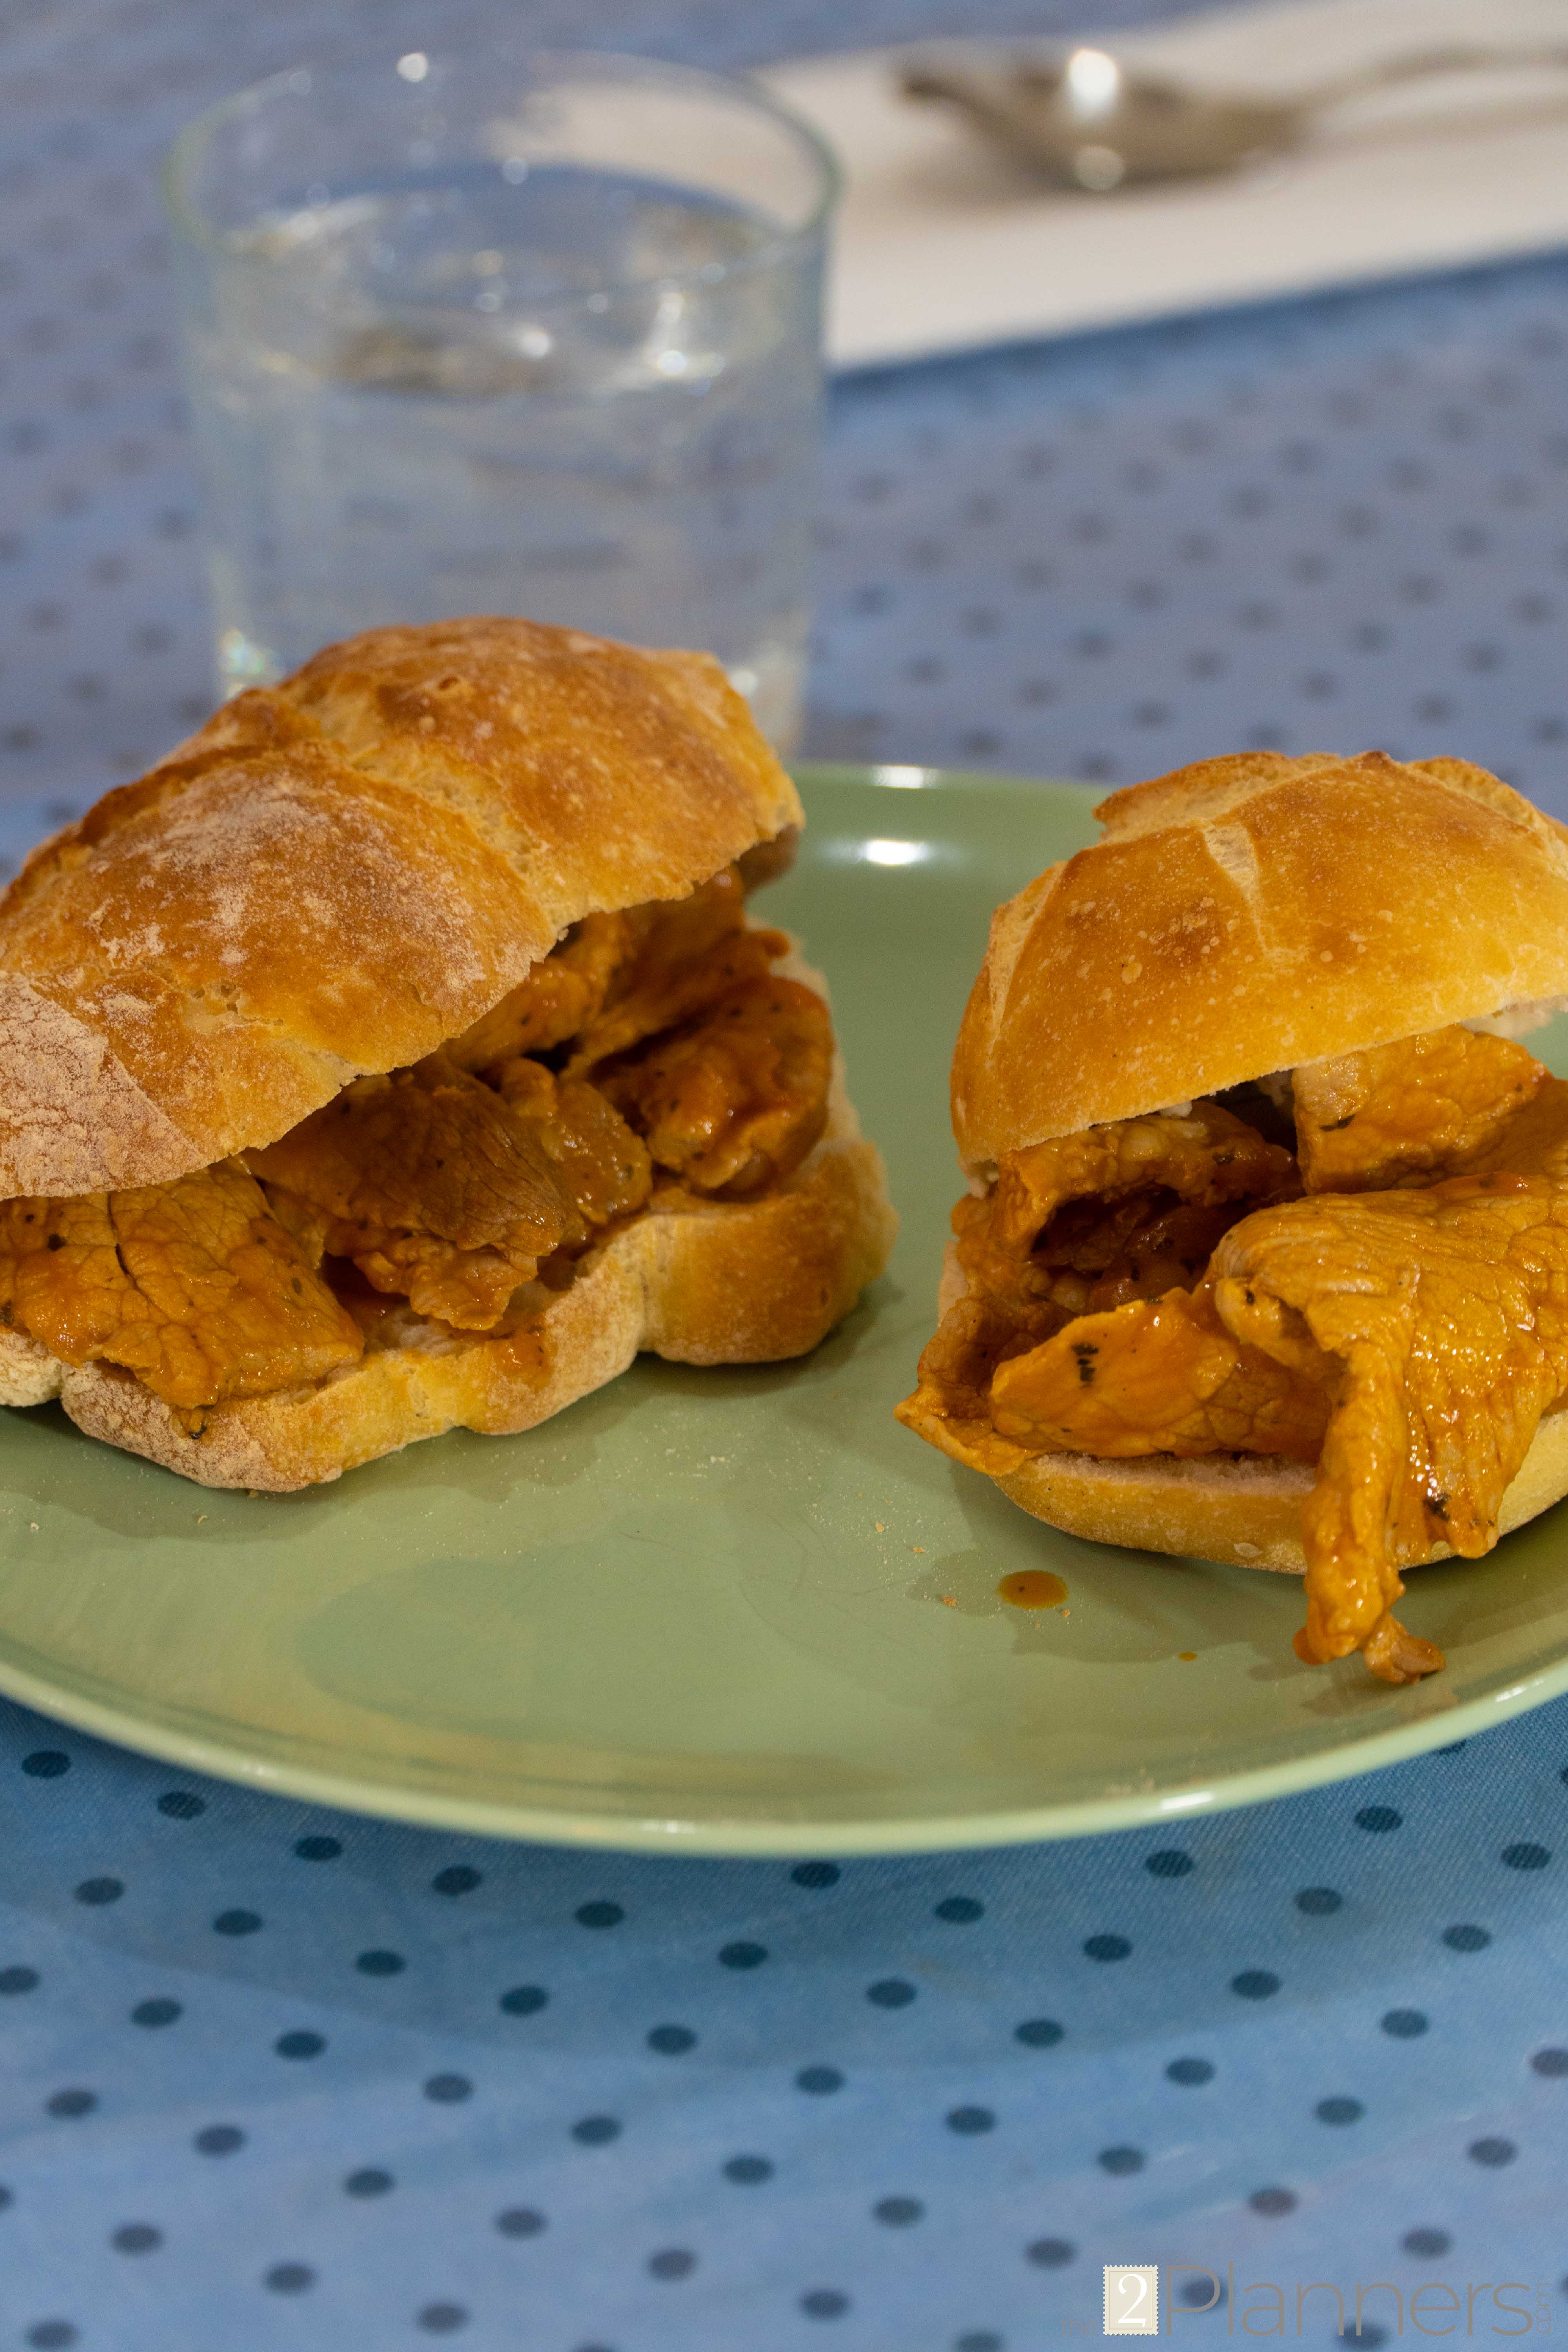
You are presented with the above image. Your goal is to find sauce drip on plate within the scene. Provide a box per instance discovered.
[996,1569,1068,1610]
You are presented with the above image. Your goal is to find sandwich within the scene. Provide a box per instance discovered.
[0,617,896,1489]
[897,750,1568,1685]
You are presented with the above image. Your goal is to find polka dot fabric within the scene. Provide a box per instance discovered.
[810,273,1568,798]
[4,0,1568,2341]
[0,1703,1566,2348]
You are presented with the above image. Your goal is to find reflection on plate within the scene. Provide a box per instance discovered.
[2,765,1567,1853]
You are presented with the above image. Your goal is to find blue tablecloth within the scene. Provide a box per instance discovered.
[3,2,1567,2345]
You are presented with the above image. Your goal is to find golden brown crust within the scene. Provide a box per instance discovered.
[0,619,801,1198]
[990,1408,1568,1576]
[54,1082,897,1490]
[952,751,1568,1169]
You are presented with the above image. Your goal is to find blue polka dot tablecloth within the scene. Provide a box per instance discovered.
[4,0,1568,2344]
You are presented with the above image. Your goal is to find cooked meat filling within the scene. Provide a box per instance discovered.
[250,1054,589,1331]
[446,909,633,1067]
[489,1057,653,1230]
[599,975,833,1197]
[1294,1025,1548,1192]
[899,1021,1568,1686]
[568,865,791,1071]
[1212,1169,1568,1682]
[0,1162,362,1428]
[5,854,832,1412]
[989,1284,1330,1465]
[915,1100,1299,1461]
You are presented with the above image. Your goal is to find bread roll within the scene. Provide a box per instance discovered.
[953,750,1568,1172]
[911,749,1568,1587]
[0,619,895,1488]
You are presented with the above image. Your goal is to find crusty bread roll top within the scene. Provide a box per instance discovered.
[0,616,801,1200]
[953,750,1568,1172]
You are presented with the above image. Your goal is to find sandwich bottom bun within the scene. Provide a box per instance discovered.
[0,955,897,1492]
[990,1412,1568,1576]
[923,1242,1568,1578]
[0,1082,892,1492]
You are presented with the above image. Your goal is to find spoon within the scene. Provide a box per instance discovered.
[900,40,1568,190]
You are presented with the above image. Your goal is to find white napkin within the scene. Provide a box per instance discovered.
[760,0,1568,370]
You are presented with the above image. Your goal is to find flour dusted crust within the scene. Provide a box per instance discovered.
[0,618,801,1198]
[952,750,1568,1170]
[56,1070,896,1492]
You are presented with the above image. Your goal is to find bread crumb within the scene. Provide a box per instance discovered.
[28,1522,38,1532]
[196,1514,207,1524]
[874,1521,886,1533]
[939,1594,958,1607]
[911,1545,926,1554]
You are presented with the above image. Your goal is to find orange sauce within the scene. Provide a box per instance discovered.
[997,1569,1069,1610]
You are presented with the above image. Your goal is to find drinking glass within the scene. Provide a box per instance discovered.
[162,48,839,751]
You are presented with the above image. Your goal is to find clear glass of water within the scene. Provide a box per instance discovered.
[162,48,839,752]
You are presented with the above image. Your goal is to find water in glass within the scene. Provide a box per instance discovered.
[187,163,820,748]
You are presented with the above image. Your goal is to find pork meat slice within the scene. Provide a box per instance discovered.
[0,1161,363,1426]
[251,1054,585,1331]
[1212,1171,1568,1683]
[899,1102,1296,1469]
[1293,1024,1550,1193]
[989,1283,1330,1462]
[599,974,833,1198]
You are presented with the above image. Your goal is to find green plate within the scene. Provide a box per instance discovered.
[4,764,1568,1854]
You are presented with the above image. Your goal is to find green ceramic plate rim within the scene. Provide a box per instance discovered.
[1,1630,1566,1856]
[2,760,1565,1857]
